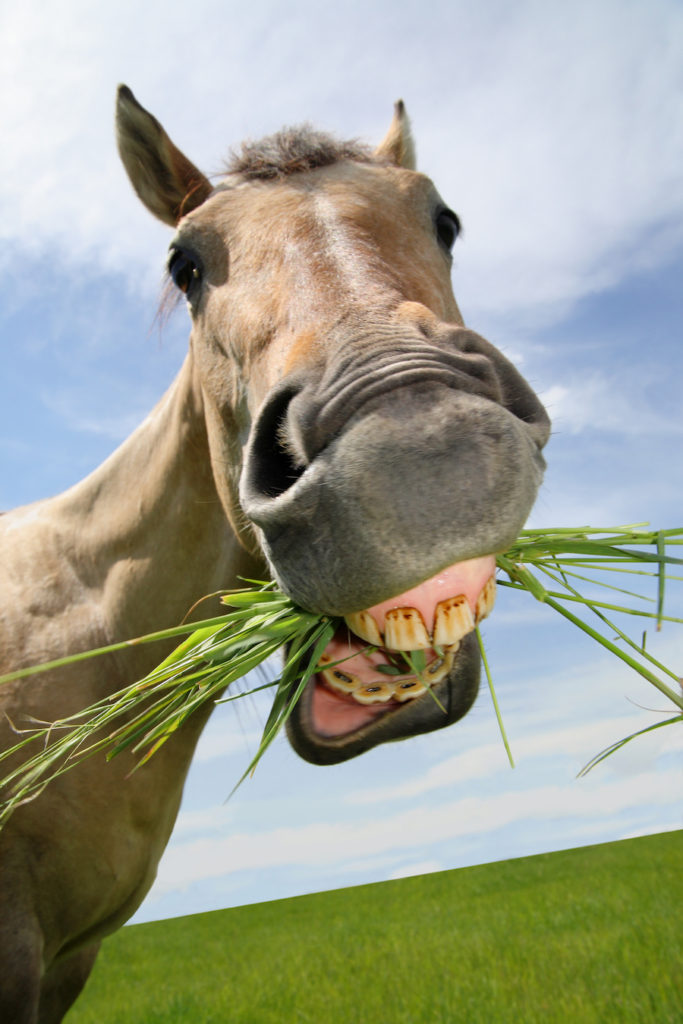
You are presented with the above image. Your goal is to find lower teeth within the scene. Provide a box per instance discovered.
[320,643,459,704]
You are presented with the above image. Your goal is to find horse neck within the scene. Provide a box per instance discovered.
[50,354,259,662]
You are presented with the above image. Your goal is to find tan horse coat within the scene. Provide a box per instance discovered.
[0,90,549,1022]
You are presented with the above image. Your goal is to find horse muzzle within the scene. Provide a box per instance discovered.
[239,324,550,617]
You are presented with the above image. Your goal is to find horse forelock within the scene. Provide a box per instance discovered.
[225,126,374,181]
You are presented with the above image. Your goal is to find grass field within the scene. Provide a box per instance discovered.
[69,830,682,1023]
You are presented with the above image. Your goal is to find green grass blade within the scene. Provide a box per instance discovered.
[656,532,666,631]
[2,526,682,825]
[231,619,337,793]
[542,594,683,710]
[0,614,237,687]
[476,626,514,768]
[578,714,683,776]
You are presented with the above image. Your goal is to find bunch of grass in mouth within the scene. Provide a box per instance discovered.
[1,525,681,826]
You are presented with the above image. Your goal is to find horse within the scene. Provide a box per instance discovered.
[0,86,550,1022]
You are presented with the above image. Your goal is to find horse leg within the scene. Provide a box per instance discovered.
[0,886,100,1024]
[37,942,101,1024]
[0,912,43,1024]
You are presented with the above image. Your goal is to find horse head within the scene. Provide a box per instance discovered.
[116,86,550,767]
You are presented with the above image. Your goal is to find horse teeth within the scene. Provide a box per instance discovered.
[475,574,496,622]
[424,643,459,683]
[320,667,395,704]
[321,666,361,696]
[393,678,428,702]
[346,575,496,654]
[383,607,431,651]
[432,595,475,647]
[353,680,396,705]
[320,643,462,706]
[343,610,383,646]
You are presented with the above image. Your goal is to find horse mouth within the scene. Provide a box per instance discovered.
[286,555,495,761]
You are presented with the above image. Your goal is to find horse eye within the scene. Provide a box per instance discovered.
[168,248,202,295]
[435,209,461,252]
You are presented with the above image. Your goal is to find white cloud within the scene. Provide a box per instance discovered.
[193,722,264,764]
[541,377,683,438]
[189,664,280,762]
[346,741,514,804]
[439,2,683,322]
[151,767,681,893]
[133,565,682,917]
[173,804,235,837]
[39,394,150,443]
[345,714,680,806]
[389,860,443,881]
[620,822,681,842]
[1,1,682,324]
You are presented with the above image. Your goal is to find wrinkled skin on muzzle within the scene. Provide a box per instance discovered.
[240,320,549,763]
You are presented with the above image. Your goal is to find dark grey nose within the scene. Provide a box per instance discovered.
[240,325,550,615]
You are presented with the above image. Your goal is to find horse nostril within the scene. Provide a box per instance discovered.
[243,384,306,501]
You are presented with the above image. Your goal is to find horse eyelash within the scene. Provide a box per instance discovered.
[156,274,185,326]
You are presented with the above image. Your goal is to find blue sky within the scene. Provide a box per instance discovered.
[1,0,681,923]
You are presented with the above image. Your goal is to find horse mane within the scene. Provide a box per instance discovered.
[226,126,374,181]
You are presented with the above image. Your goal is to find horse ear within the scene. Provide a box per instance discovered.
[115,85,212,226]
[374,100,416,170]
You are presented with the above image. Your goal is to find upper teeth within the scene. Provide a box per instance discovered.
[475,575,496,623]
[344,574,496,651]
[318,574,496,706]
[383,607,431,650]
[342,609,383,647]
[433,595,475,648]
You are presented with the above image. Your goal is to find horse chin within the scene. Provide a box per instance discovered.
[285,630,481,766]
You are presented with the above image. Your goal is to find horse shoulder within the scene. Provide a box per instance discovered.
[0,499,109,683]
